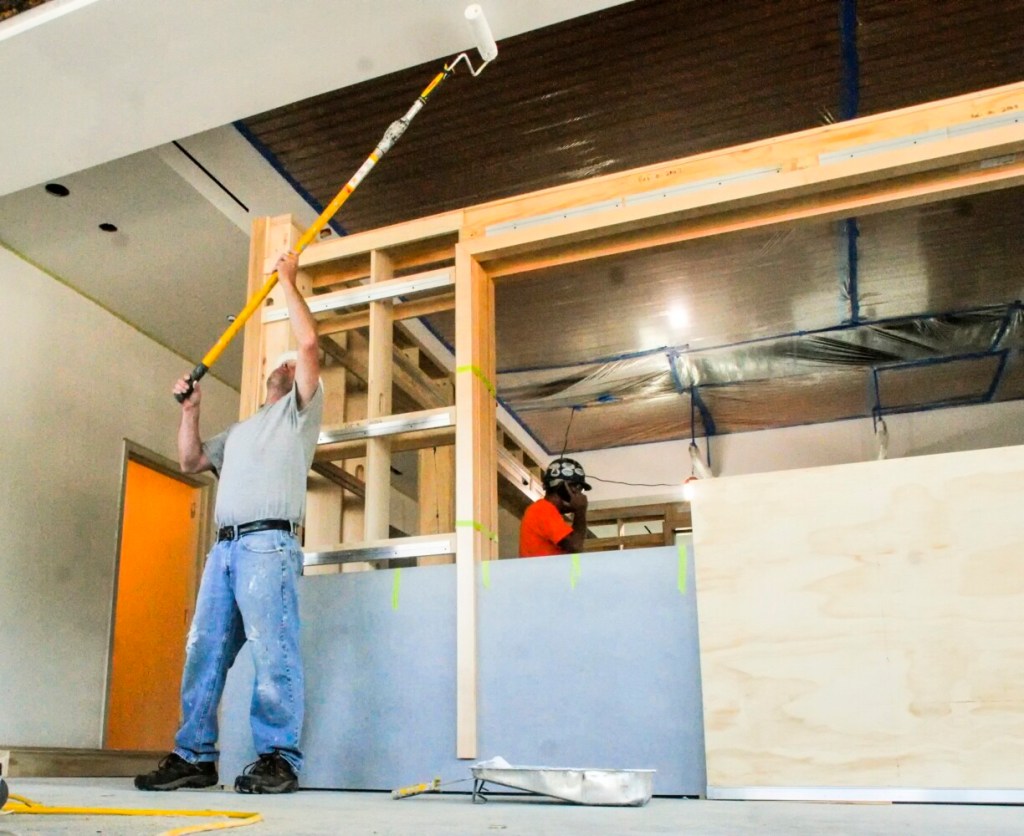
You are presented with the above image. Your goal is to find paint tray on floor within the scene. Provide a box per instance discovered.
[471,756,654,806]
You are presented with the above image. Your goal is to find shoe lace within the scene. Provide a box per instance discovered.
[156,753,183,772]
[241,753,281,777]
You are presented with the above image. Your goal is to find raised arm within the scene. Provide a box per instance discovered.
[275,251,320,408]
[172,376,213,473]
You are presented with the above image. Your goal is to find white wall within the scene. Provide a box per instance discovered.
[0,246,238,748]
[575,399,1024,505]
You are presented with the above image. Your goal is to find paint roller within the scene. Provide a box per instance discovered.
[464,4,498,64]
[176,5,499,402]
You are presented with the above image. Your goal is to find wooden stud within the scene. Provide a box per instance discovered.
[239,216,270,420]
[311,461,366,498]
[308,234,457,291]
[462,82,1024,248]
[301,210,463,267]
[320,329,449,413]
[364,249,394,542]
[454,244,496,758]
[240,215,303,419]
[303,472,344,575]
[418,445,456,566]
[480,153,1024,278]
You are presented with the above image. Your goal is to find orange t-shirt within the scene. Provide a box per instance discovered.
[518,497,574,558]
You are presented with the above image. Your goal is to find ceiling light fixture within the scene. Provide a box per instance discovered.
[667,305,688,329]
[875,416,889,461]
[689,441,712,479]
[683,438,714,503]
[44,183,70,197]
[98,223,118,232]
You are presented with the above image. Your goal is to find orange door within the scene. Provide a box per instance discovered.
[106,460,201,750]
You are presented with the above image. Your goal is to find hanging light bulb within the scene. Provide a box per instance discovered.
[682,475,699,502]
[876,417,889,461]
[688,442,712,480]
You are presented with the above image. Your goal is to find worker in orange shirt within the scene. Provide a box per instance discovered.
[518,458,591,558]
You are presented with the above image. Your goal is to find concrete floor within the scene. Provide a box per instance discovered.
[1,778,1022,835]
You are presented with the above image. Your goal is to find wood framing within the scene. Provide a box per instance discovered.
[418,444,455,567]
[584,500,691,551]
[453,244,497,758]
[240,214,303,419]
[238,81,1024,768]
[364,249,394,542]
[461,82,1024,276]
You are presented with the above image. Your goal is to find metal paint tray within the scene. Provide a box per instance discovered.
[471,757,655,806]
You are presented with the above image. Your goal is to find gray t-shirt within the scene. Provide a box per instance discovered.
[203,382,324,526]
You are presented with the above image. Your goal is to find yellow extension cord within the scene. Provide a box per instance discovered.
[1,792,262,835]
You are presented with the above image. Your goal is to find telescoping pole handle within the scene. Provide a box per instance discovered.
[173,6,499,404]
[175,363,211,403]
[173,68,456,405]
[391,777,442,799]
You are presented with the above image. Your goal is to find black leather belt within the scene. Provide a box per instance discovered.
[217,519,299,542]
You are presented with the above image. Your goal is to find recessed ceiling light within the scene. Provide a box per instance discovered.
[98,223,118,232]
[44,183,70,197]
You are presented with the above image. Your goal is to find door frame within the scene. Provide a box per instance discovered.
[101,439,215,749]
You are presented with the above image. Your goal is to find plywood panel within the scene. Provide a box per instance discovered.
[692,445,1024,790]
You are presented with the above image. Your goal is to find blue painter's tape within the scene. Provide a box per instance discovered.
[233,120,348,237]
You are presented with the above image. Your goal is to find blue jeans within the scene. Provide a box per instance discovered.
[173,529,304,773]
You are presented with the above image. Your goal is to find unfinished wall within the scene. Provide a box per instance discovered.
[574,399,1024,504]
[0,246,238,748]
[691,444,1024,795]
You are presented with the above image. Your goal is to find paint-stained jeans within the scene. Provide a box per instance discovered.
[173,530,304,773]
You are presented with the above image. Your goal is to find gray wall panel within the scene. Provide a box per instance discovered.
[221,543,705,796]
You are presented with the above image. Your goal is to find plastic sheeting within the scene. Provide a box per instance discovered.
[499,305,1024,452]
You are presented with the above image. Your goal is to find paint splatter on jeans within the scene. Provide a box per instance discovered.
[173,530,304,772]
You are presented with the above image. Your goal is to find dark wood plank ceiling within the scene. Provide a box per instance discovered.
[0,0,49,22]
[239,0,1024,454]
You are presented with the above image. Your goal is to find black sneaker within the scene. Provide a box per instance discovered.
[234,751,299,794]
[135,753,218,791]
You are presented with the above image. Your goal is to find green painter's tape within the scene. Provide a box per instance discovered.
[455,364,497,398]
[678,542,688,594]
[392,567,401,610]
[570,553,582,590]
[482,560,491,589]
[455,519,499,543]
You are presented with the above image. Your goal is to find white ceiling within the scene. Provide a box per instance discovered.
[0,0,629,195]
[0,0,630,387]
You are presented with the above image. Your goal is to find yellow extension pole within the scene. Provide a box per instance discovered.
[176,66,453,402]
